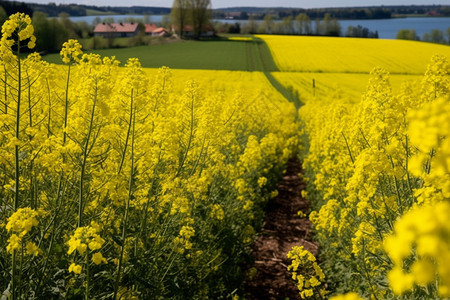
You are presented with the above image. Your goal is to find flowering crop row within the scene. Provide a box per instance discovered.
[295,54,450,299]
[272,71,422,103]
[0,14,299,299]
[260,35,450,74]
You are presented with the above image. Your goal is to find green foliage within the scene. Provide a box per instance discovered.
[32,12,68,53]
[396,29,419,41]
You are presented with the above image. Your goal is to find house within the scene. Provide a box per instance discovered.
[145,24,171,37]
[94,22,139,38]
[151,27,171,37]
[144,23,158,35]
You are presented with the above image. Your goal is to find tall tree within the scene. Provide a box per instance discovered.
[171,0,189,37]
[296,13,311,35]
[188,0,211,39]
[446,27,450,44]
[260,14,274,34]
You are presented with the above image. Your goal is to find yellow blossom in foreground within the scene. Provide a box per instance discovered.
[26,241,40,256]
[68,263,82,274]
[385,201,450,297]
[6,234,21,254]
[60,39,83,64]
[210,204,224,220]
[92,252,107,265]
[67,225,105,255]
[6,207,40,237]
[287,246,326,299]
[257,176,267,187]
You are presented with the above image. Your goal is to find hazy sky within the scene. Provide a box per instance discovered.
[20,0,450,9]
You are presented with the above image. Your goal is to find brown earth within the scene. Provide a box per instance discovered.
[243,157,318,300]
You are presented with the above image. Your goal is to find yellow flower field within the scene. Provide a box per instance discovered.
[292,52,450,299]
[272,71,422,101]
[144,68,286,102]
[260,35,450,74]
[0,14,299,299]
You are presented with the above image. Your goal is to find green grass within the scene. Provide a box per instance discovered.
[42,37,280,72]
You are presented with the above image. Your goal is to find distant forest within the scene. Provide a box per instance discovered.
[0,1,171,17]
[0,1,449,19]
[214,5,450,20]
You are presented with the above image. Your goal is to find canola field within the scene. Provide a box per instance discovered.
[272,71,422,101]
[260,34,450,74]
[260,35,450,299]
[2,12,450,300]
[0,14,297,299]
[290,56,450,300]
[144,68,285,101]
[259,35,450,104]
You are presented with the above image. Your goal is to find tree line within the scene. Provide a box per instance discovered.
[213,5,450,20]
[170,0,212,39]
[397,27,450,44]
[0,1,172,17]
[214,13,378,38]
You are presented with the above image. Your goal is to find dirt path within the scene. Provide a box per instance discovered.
[243,157,318,300]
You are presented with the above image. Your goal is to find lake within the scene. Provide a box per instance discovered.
[69,15,450,40]
[339,17,450,39]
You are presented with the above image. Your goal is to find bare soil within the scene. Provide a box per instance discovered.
[243,157,318,300]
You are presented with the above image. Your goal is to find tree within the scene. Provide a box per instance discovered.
[320,13,341,36]
[281,16,294,34]
[314,18,321,35]
[296,13,311,35]
[188,0,212,39]
[396,29,418,40]
[244,14,257,34]
[32,11,68,53]
[429,29,445,44]
[171,0,189,37]
[260,14,274,34]
[446,27,450,44]
[59,12,77,39]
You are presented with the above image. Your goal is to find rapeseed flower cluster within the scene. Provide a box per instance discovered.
[60,39,83,64]
[1,13,36,52]
[296,54,450,299]
[0,13,299,298]
[287,246,326,299]
[67,224,105,255]
[6,208,41,254]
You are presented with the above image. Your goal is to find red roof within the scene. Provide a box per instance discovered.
[152,27,167,33]
[94,22,138,33]
[145,23,158,33]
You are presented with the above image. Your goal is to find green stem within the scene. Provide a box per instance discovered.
[4,65,7,114]
[393,176,403,215]
[85,250,90,300]
[46,79,51,136]
[78,85,97,228]
[63,65,71,145]
[14,40,21,211]
[117,89,134,174]
[175,95,195,177]
[341,131,354,164]
[114,92,135,299]
[11,250,16,300]
[18,243,24,298]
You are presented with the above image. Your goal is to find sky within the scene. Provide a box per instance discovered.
[19,0,450,9]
